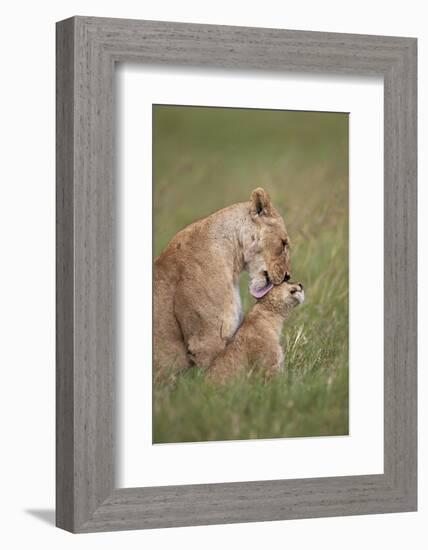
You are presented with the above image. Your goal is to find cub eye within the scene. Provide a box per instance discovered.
[282,238,289,247]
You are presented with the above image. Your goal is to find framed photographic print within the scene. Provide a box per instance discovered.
[56,16,417,532]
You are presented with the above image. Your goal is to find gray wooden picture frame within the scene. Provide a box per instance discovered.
[56,16,417,533]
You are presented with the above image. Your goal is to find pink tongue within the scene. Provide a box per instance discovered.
[250,282,274,299]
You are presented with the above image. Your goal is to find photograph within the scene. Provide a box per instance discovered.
[152,104,349,443]
[0,3,417,542]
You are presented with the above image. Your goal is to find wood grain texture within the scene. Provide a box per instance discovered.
[56,16,417,533]
[56,18,75,532]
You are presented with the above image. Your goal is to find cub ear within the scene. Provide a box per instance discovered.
[250,187,273,216]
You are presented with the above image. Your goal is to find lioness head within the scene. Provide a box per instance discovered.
[243,188,291,298]
[259,281,304,316]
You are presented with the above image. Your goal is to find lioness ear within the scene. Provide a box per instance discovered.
[251,187,272,216]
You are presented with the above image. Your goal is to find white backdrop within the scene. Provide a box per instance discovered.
[118,67,384,488]
[0,1,425,549]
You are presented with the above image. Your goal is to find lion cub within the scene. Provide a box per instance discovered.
[206,282,304,384]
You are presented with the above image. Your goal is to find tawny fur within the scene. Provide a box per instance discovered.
[154,188,291,377]
[206,282,304,385]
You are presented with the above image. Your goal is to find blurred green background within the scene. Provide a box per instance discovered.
[153,105,349,443]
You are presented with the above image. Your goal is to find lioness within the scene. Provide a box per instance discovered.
[206,281,304,384]
[154,188,291,374]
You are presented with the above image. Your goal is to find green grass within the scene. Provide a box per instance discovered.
[153,105,349,443]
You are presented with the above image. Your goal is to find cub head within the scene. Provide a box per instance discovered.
[259,281,304,316]
[243,188,291,298]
